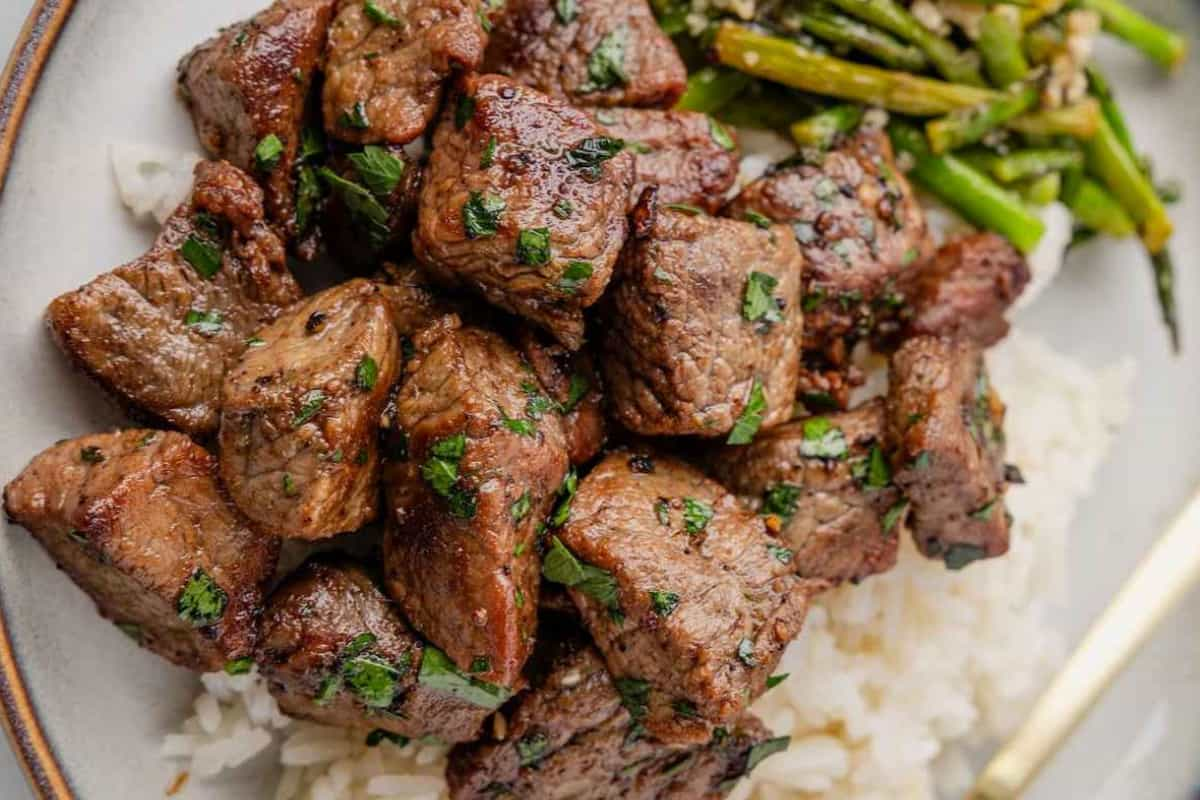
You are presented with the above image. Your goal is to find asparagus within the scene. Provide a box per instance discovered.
[1074,0,1187,70]
[990,148,1084,182]
[926,81,1040,154]
[1082,116,1172,253]
[978,7,1031,87]
[791,9,930,72]
[676,67,753,114]
[791,105,866,149]
[1006,99,1101,139]
[1085,67,1135,156]
[1062,175,1136,237]
[822,0,985,85]
[1023,22,1064,66]
[889,122,1046,254]
[1152,250,1181,352]
[1016,171,1062,206]
[713,24,997,115]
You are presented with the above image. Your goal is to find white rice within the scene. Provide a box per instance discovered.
[118,138,1133,798]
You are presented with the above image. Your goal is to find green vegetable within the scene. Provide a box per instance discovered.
[943,543,988,571]
[364,0,402,27]
[355,355,379,392]
[746,736,790,772]
[925,81,1040,154]
[553,198,575,218]
[421,434,476,519]
[708,116,736,151]
[542,536,622,613]
[742,272,783,326]
[282,473,299,497]
[562,373,590,413]
[649,590,680,617]
[800,417,848,460]
[462,191,506,239]
[1083,117,1172,253]
[469,656,490,674]
[978,7,1030,88]
[455,94,476,129]
[1062,176,1136,237]
[655,499,671,527]
[767,543,794,564]
[340,101,370,130]
[672,699,700,719]
[682,498,714,535]
[565,137,625,181]
[1075,0,1187,70]
[180,235,222,279]
[224,657,255,676]
[299,127,325,163]
[418,645,511,709]
[517,732,550,767]
[988,149,1084,183]
[765,673,789,690]
[665,203,704,215]
[676,67,753,114]
[516,228,552,266]
[511,491,532,522]
[549,469,579,528]
[1006,99,1101,139]
[581,26,629,93]
[184,309,224,335]
[559,261,594,295]
[318,167,391,248]
[292,389,326,427]
[615,678,650,720]
[882,500,909,534]
[864,445,891,488]
[500,406,537,438]
[1086,67,1135,157]
[349,145,406,196]
[786,8,929,72]
[737,638,756,667]
[254,134,284,172]
[745,210,773,229]
[343,654,401,708]
[295,166,323,233]
[790,105,864,150]
[762,484,802,522]
[727,379,768,446]
[177,569,228,627]
[480,136,498,169]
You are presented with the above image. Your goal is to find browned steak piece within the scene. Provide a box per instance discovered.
[903,233,1031,348]
[447,625,787,799]
[711,399,904,585]
[588,107,741,213]
[46,161,302,437]
[323,0,489,145]
[322,145,425,271]
[551,451,825,744]
[887,336,1013,569]
[602,194,803,439]
[515,327,606,466]
[258,558,506,742]
[414,74,633,350]
[382,316,569,688]
[376,261,456,337]
[178,0,335,242]
[220,279,400,540]
[483,0,687,109]
[3,431,278,672]
[725,131,931,357]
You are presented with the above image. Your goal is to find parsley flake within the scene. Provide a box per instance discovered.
[727,379,767,446]
[463,191,505,239]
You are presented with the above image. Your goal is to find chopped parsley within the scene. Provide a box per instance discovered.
[254,134,284,172]
[913,451,932,471]
[747,736,790,772]
[882,500,909,535]
[581,26,629,93]
[340,101,370,130]
[295,165,322,233]
[282,473,299,497]
[554,0,578,24]
[421,433,477,519]
[469,656,490,674]
[855,445,891,488]
[649,590,680,617]
[682,498,714,535]
[180,234,222,279]
[542,536,621,613]
[743,272,784,326]
[500,406,537,438]
[767,543,794,564]
[517,732,550,767]
[672,699,700,719]
[292,389,327,427]
[558,261,593,294]
[455,94,476,130]
[615,678,650,720]
[799,417,848,460]
[79,445,105,464]
[665,202,704,215]
[970,500,998,521]
[563,372,590,413]
[462,191,506,239]
[418,645,511,709]
[745,210,773,229]
[549,469,578,528]
[565,137,625,181]
[552,198,574,219]
[299,127,325,163]
[366,730,409,748]
[943,543,988,571]
[355,355,379,392]
[727,379,767,446]
[511,490,532,522]
[765,673,789,689]
[762,484,802,522]
[223,657,255,676]
[177,569,228,627]
[349,145,406,196]
[708,116,736,151]
[654,499,671,527]
[364,0,402,26]
[516,227,552,265]
[317,167,390,249]
[480,136,497,169]
[737,638,756,667]
[184,309,224,335]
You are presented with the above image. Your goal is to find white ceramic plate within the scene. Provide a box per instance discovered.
[0,2,1198,798]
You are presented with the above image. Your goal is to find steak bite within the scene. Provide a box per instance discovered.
[376,261,456,337]
[323,0,489,145]
[414,74,634,350]
[3,431,279,672]
[178,0,335,241]
[886,336,1013,569]
[551,451,825,744]
[258,558,505,742]
[46,161,302,437]
[322,145,425,271]
[589,108,742,213]
[483,0,687,109]
[220,279,401,540]
[725,130,931,357]
[711,399,904,585]
[902,233,1031,348]
[515,327,607,466]
[603,194,803,439]
[447,625,786,800]
[382,316,570,688]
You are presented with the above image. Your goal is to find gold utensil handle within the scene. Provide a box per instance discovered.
[969,489,1200,799]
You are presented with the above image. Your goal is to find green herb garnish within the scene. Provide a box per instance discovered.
[364,0,402,26]
[349,145,406,196]
[565,137,624,181]
[463,191,505,239]
[254,134,284,172]
[800,417,848,460]
[727,379,767,446]
[682,498,714,535]
[762,484,802,522]
[516,227,552,265]
[743,272,784,326]
[708,116,736,151]
[581,26,629,92]
[184,309,224,335]
[559,261,593,295]
[177,569,227,627]
[417,645,511,709]
[292,389,327,427]
[649,590,680,617]
[180,235,222,279]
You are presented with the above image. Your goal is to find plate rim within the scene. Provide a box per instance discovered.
[0,3,80,798]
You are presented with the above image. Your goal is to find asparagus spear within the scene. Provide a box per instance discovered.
[676,67,753,114]
[889,122,1046,253]
[1007,99,1101,139]
[1082,116,1172,253]
[790,105,866,149]
[990,148,1084,182]
[1073,0,1187,70]
[1016,171,1063,206]
[1061,175,1136,237]
[790,9,929,72]
[978,7,1031,87]
[1085,67,1135,156]
[926,81,1041,154]
[822,0,985,85]
[1152,250,1181,352]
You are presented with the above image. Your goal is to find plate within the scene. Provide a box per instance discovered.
[0,2,1197,798]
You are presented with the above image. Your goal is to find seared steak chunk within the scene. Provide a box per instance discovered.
[382,316,569,688]
[322,145,425,271]
[3,431,278,672]
[178,0,335,240]
[47,161,302,437]
[220,279,400,539]
[515,328,606,466]
[258,558,503,742]
[551,451,825,743]
[483,0,687,109]
[725,131,931,357]
[887,336,1012,568]
[589,108,741,213]
[448,627,785,799]
[414,74,633,349]
[904,233,1031,347]
[376,261,456,337]
[323,0,489,145]
[712,399,904,585]
[603,195,803,439]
